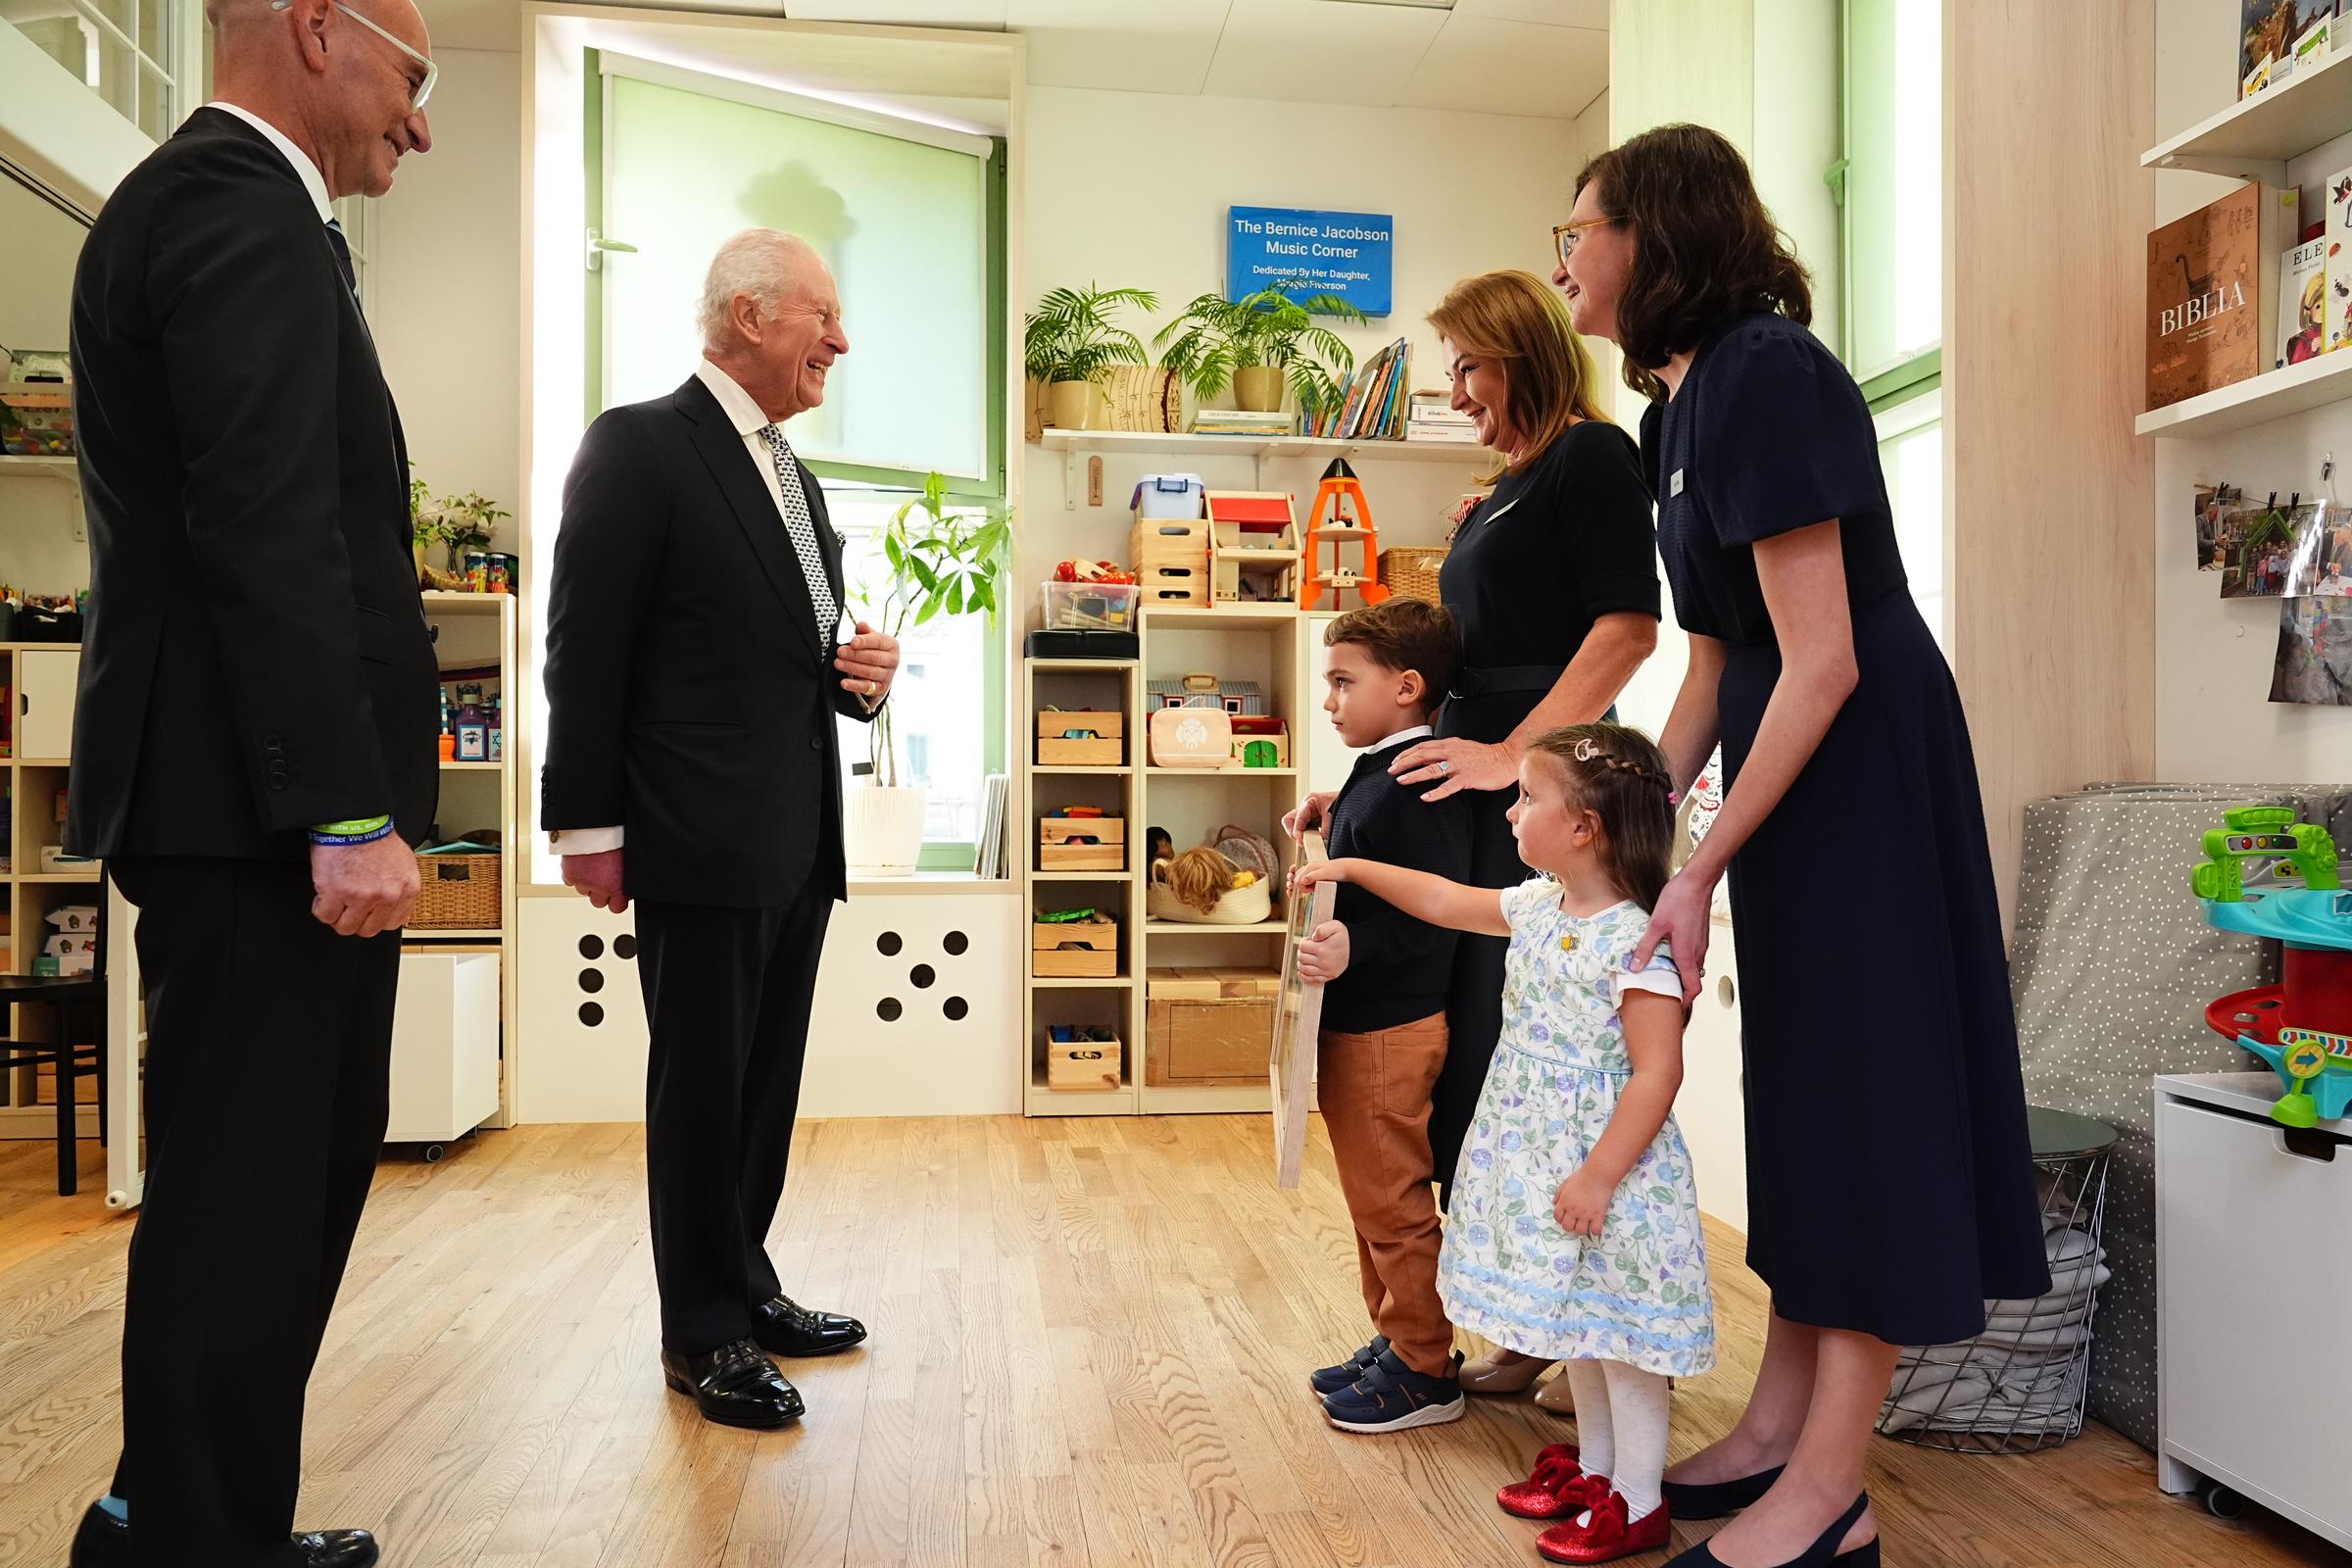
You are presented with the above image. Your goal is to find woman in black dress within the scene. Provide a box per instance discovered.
[1292,270,1661,1395]
[1559,126,2049,1568]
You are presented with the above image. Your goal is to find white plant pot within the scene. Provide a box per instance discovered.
[844,784,929,877]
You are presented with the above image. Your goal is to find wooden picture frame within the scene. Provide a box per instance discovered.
[1271,831,1337,1189]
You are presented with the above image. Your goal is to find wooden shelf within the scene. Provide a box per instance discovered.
[420,590,512,614]
[408,926,502,940]
[2141,49,2352,177]
[0,454,76,474]
[1031,869,1131,883]
[1143,920,1287,935]
[1144,605,1300,629]
[440,760,503,771]
[1030,975,1134,989]
[1032,764,1133,776]
[1029,657,1137,670]
[19,872,99,884]
[1146,765,1298,778]
[2133,351,2352,438]
[1039,428,1483,464]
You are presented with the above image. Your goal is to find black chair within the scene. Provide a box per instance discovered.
[0,870,109,1195]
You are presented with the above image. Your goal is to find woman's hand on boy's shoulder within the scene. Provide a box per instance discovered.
[1298,919,1350,984]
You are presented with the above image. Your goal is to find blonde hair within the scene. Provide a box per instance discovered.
[1155,847,1238,914]
[1427,270,1611,485]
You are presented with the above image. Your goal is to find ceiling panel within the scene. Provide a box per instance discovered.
[1011,0,1230,96]
[1400,15,1605,119]
[1454,0,1609,26]
[783,0,1007,25]
[1201,0,1446,108]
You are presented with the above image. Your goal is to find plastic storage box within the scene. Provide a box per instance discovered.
[1041,579,1140,631]
[1130,472,1206,519]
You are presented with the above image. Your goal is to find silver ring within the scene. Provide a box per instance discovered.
[1437,759,1449,774]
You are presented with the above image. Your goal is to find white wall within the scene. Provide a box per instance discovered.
[2153,0,2352,785]
[0,173,95,597]
[373,46,525,553]
[1017,84,1584,591]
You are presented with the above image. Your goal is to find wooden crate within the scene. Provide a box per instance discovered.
[1045,1028,1123,1092]
[1136,562,1208,607]
[1036,710,1124,740]
[1039,815,1124,871]
[1033,912,1118,978]
[1037,737,1124,766]
[1132,517,1210,562]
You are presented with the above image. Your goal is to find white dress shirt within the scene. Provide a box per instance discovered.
[553,361,861,858]
[206,101,334,221]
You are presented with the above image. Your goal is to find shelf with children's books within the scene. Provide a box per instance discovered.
[2142,46,2352,180]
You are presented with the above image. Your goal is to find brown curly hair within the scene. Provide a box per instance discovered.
[1524,721,1675,912]
[1574,123,1813,401]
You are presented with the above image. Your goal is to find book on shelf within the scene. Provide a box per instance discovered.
[2281,231,2328,368]
[2241,2,2339,98]
[974,772,1008,879]
[2146,182,2295,411]
[1192,408,1294,435]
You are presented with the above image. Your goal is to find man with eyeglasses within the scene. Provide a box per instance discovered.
[65,0,436,1563]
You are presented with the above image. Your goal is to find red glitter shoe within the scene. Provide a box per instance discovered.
[1535,1490,1672,1564]
[1497,1444,1592,1519]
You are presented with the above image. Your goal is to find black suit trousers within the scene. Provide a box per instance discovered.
[107,857,399,1566]
[636,888,833,1355]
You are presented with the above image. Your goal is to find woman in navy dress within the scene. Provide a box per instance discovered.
[1557,125,2049,1568]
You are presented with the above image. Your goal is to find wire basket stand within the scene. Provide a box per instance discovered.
[1877,1106,2118,1453]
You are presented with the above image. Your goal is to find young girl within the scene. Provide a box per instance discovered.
[1298,722,1715,1564]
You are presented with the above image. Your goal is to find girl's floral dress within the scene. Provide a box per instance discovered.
[1436,879,1718,1375]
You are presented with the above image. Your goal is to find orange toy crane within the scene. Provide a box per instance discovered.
[1298,459,1391,611]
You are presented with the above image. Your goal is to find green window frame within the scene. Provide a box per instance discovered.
[1837,0,1942,416]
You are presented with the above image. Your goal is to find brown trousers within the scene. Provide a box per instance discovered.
[1316,1011,1453,1376]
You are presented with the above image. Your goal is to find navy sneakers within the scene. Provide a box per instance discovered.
[1322,1348,1466,1433]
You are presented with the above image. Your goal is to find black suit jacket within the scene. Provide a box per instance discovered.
[540,374,880,908]
[65,108,438,859]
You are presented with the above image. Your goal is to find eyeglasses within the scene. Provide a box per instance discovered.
[271,0,437,112]
[1552,215,1618,269]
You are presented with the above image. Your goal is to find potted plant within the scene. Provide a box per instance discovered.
[409,473,434,584]
[1153,280,1368,416]
[843,470,1012,877]
[431,491,510,576]
[1023,282,1157,432]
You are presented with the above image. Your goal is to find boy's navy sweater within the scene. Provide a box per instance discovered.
[1318,730,1475,1035]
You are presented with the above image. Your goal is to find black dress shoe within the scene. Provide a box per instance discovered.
[661,1338,805,1429]
[751,1293,868,1357]
[71,1499,379,1566]
[1660,1463,1786,1521]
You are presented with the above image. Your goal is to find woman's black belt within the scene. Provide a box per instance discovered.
[1449,664,1567,699]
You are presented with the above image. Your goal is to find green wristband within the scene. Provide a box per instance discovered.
[314,815,393,836]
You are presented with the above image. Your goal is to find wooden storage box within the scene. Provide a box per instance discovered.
[1038,814,1125,870]
[1033,911,1119,978]
[1145,967,1280,1086]
[1037,709,1125,767]
[1133,517,1210,607]
[1045,1026,1123,1092]
[1136,562,1208,608]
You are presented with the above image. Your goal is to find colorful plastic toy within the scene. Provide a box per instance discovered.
[2193,807,2352,1127]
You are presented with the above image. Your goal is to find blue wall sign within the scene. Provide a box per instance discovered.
[1227,206,1394,318]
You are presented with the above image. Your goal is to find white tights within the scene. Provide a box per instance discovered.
[1561,1358,1672,1522]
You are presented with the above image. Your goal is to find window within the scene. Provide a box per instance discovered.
[594,54,1004,493]
[1838,0,1940,412]
[829,493,1004,866]
[7,0,194,143]
[1875,392,1944,649]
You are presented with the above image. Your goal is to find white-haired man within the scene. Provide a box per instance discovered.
[541,229,897,1429]
[65,0,437,1561]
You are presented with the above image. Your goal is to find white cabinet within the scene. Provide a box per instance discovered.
[18,648,77,760]
[386,952,500,1152]
[2155,1073,2352,1549]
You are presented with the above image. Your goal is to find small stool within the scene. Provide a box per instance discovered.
[1877,1105,2119,1452]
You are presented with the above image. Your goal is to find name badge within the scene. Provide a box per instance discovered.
[1670,468,1685,497]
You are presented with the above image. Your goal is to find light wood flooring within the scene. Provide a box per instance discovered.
[0,1116,2340,1567]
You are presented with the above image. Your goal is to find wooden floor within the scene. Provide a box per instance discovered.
[0,1117,2340,1568]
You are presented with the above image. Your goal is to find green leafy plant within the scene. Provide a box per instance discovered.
[860,470,1011,787]
[428,491,512,565]
[1152,281,1368,418]
[409,473,435,547]
[1023,283,1158,386]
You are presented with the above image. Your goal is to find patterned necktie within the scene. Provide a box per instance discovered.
[755,423,840,637]
[324,217,359,302]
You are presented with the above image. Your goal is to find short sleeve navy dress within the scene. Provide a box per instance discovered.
[1642,314,2049,1345]
[1431,421,1660,1204]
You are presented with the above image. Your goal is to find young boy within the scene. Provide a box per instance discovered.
[1293,597,1474,1433]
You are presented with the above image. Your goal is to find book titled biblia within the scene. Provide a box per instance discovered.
[2146,183,2295,411]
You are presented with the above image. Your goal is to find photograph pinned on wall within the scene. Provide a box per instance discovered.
[2270,595,2352,705]
[2193,481,2244,570]
[2214,495,2336,597]
[2282,502,2352,595]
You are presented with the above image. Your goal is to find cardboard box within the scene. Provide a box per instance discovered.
[1145,966,1279,1087]
[1045,1027,1123,1092]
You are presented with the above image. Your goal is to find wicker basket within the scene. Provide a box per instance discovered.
[412,853,501,930]
[1379,546,1448,604]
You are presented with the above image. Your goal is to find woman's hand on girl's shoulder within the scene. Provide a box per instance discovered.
[1634,872,1716,1005]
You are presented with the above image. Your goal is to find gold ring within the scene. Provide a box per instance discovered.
[866,678,877,696]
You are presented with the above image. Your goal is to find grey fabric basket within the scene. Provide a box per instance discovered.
[2007,781,2352,1448]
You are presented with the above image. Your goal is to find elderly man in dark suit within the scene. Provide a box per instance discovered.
[64,0,440,1562]
[542,228,899,1431]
